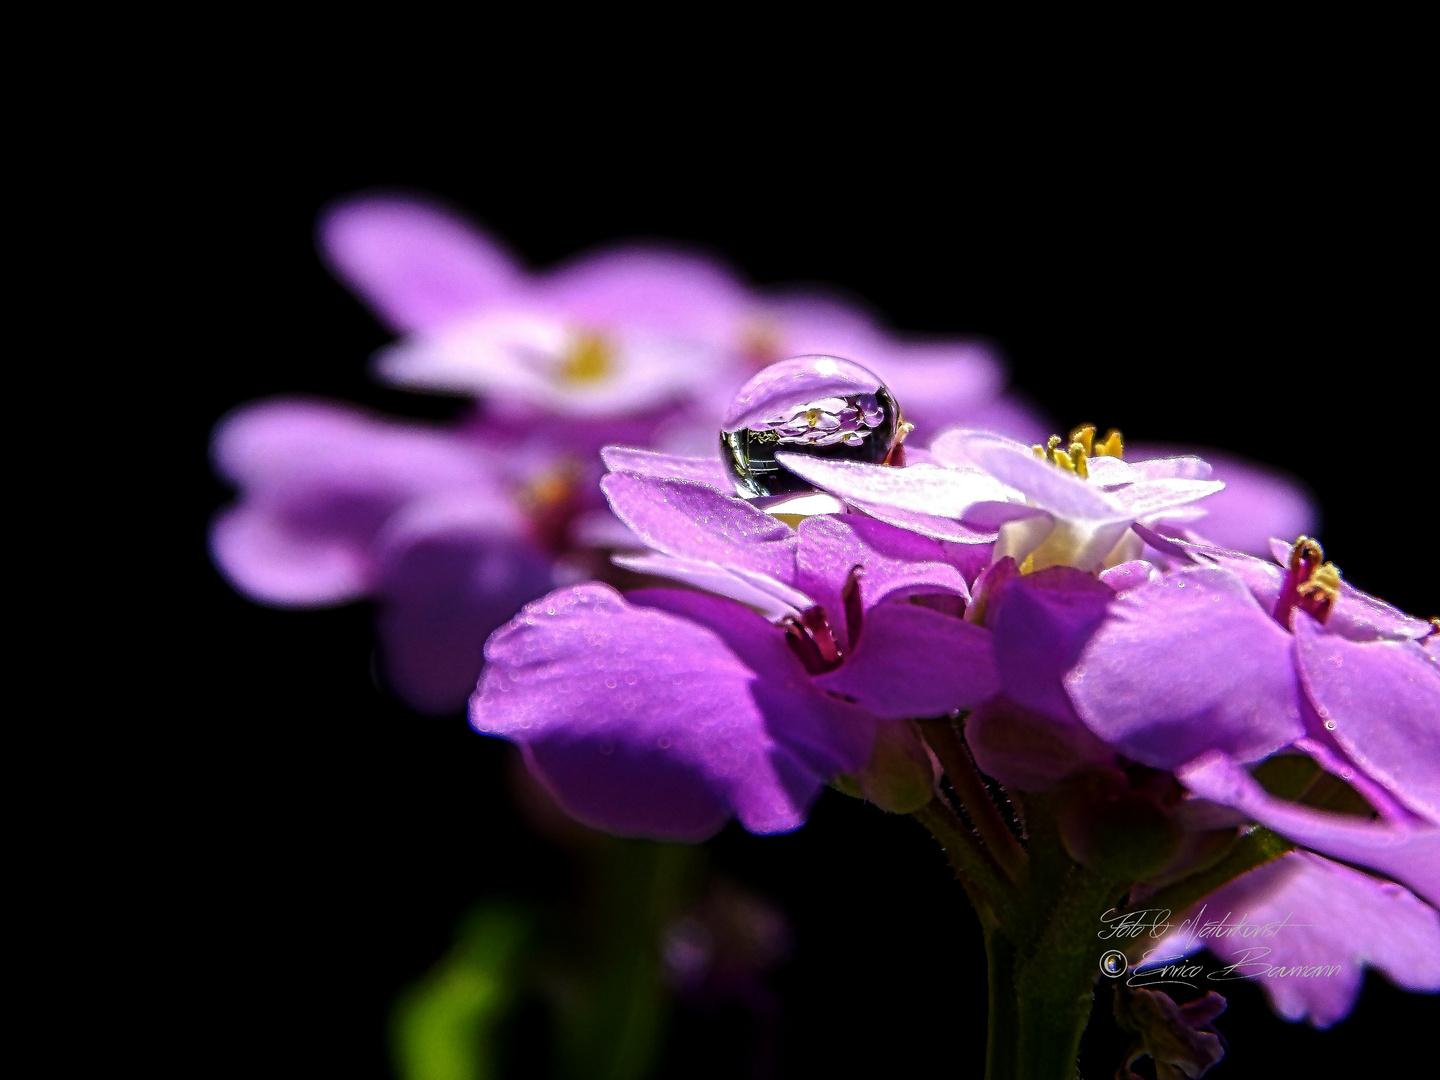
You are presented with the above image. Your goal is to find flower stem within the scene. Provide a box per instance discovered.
[985,929,1020,1080]
[1012,866,1127,1080]
[921,718,1029,881]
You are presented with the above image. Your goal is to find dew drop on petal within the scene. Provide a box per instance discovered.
[719,355,907,497]
[657,737,671,749]
[599,742,614,755]
[1324,720,1337,730]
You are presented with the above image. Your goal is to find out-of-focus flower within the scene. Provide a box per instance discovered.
[1113,984,1228,1080]
[320,194,1024,445]
[209,398,553,712]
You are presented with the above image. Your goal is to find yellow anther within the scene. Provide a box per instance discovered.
[1298,562,1343,604]
[559,332,614,384]
[1093,430,1124,459]
[1037,426,1125,478]
[805,408,822,427]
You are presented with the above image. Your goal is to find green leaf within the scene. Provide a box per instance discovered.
[391,905,530,1080]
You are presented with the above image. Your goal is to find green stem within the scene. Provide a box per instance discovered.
[921,718,1029,881]
[1013,866,1127,1080]
[985,929,1020,1080]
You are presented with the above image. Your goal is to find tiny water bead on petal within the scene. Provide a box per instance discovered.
[720,355,910,498]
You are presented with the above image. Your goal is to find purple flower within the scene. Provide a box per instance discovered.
[210,398,553,712]
[1128,443,1319,562]
[774,425,1224,572]
[215,198,1054,713]
[321,195,1031,446]
[470,443,1023,837]
[1149,851,1440,1027]
[1067,532,1438,822]
[1058,531,1440,1020]
[472,583,874,840]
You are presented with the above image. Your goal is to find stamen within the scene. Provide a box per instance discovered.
[1275,536,1342,626]
[1035,426,1124,476]
[1093,430,1123,459]
[1288,536,1326,575]
[1297,562,1342,604]
[783,607,844,673]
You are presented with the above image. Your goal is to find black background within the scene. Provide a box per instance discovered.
[178,101,1436,1078]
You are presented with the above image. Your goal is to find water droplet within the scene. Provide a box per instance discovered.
[605,677,617,689]
[599,742,614,755]
[657,736,671,749]
[719,355,907,497]
[1324,720,1337,730]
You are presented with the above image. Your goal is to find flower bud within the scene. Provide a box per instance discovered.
[857,720,939,814]
[1056,766,1181,880]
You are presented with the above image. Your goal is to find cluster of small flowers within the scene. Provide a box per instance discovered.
[211,193,1316,714]
[473,355,1440,1029]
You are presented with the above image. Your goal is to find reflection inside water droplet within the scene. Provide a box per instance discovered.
[720,356,908,498]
